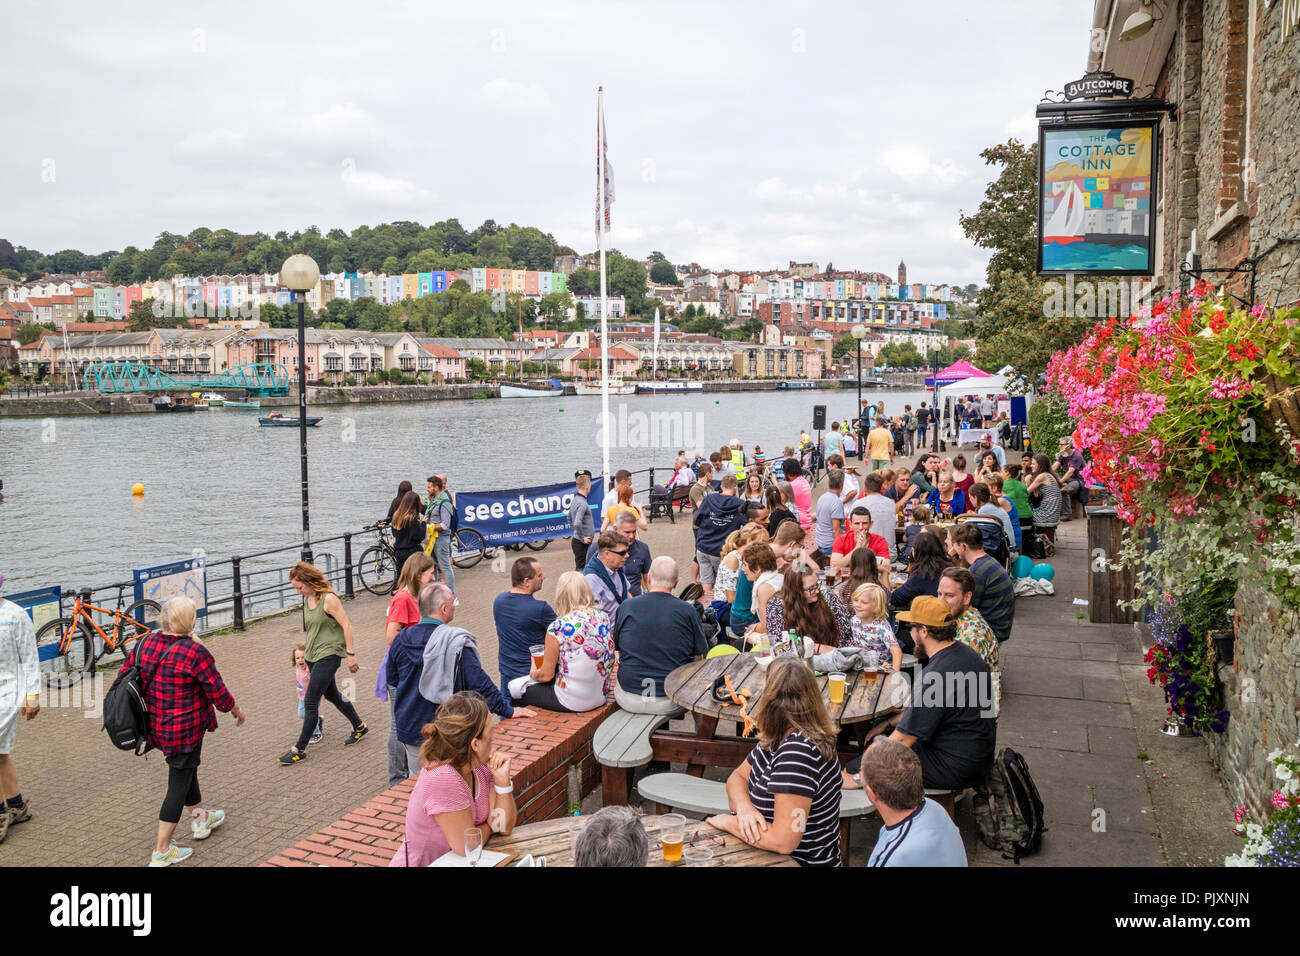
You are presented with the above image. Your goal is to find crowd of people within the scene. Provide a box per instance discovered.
[0,397,1072,868]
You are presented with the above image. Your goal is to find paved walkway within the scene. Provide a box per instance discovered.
[2,453,1233,866]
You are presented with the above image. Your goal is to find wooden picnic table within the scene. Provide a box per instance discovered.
[655,653,909,776]
[489,813,797,867]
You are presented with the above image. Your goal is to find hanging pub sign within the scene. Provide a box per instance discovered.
[1037,119,1159,276]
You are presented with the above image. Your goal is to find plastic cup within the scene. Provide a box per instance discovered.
[683,846,714,866]
[530,644,545,669]
[658,813,686,862]
[828,672,846,704]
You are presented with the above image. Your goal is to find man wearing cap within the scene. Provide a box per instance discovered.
[568,471,596,571]
[0,573,40,844]
[889,595,997,792]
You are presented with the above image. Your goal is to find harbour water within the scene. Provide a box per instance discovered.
[0,388,928,594]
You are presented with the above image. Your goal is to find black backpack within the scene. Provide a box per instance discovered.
[973,747,1046,863]
[102,634,179,756]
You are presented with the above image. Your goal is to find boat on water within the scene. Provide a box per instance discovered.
[635,378,704,394]
[500,381,564,398]
[839,375,892,389]
[574,374,635,396]
[221,398,261,408]
[200,392,226,407]
[152,395,197,413]
[776,380,818,391]
[258,413,322,427]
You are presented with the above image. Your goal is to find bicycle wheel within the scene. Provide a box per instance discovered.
[36,617,92,688]
[451,528,486,569]
[357,545,397,595]
[114,600,161,659]
[524,539,550,552]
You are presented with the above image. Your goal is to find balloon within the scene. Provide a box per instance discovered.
[1030,563,1056,581]
[1013,555,1034,579]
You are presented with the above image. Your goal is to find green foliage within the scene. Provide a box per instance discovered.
[832,334,859,360]
[1027,390,1075,456]
[466,358,489,380]
[877,343,924,367]
[649,261,680,285]
[126,297,190,331]
[16,321,56,345]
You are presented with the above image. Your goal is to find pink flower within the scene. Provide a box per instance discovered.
[1273,790,1293,810]
[1234,805,1248,823]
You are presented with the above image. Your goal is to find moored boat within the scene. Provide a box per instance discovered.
[152,395,196,413]
[200,392,226,407]
[776,380,818,390]
[222,398,261,408]
[574,374,635,396]
[500,381,564,398]
[635,378,704,394]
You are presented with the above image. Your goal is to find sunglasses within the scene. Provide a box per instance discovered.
[608,549,629,557]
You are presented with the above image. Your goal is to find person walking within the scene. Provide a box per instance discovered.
[126,596,246,866]
[0,573,40,846]
[279,562,367,765]
[916,402,931,449]
[867,417,895,472]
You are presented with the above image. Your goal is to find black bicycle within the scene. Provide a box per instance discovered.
[357,521,398,596]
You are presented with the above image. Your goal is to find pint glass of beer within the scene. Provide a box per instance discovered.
[530,644,545,670]
[659,814,686,862]
[828,672,846,704]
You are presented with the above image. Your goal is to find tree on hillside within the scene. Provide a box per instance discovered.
[832,334,858,360]
[649,261,680,285]
[568,268,597,296]
[17,321,56,345]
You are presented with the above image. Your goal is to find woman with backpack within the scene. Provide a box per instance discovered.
[125,596,245,867]
[426,475,458,599]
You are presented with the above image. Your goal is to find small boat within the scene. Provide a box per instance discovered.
[635,378,704,394]
[152,395,196,413]
[200,392,226,407]
[258,413,322,427]
[500,381,564,398]
[1043,181,1087,245]
[189,392,210,409]
[776,380,818,390]
[574,374,636,396]
[222,399,261,408]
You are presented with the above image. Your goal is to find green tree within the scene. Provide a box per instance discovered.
[126,297,189,331]
[568,268,597,296]
[832,334,858,359]
[17,321,56,345]
[466,358,489,380]
[649,261,679,285]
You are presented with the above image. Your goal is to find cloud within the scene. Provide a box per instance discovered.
[879,148,968,187]
[478,78,554,115]
[174,128,257,160]
[340,167,434,204]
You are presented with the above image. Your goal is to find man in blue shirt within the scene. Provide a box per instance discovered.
[858,738,967,867]
[492,557,558,699]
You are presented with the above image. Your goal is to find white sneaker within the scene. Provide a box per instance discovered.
[191,809,225,840]
[149,844,194,867]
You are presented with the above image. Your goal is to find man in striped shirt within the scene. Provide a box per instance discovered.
[862,738,966,867]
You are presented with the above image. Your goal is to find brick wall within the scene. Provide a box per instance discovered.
[263,702,616,867]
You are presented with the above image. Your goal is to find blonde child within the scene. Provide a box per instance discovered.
[293,643,323,744]
[846,583,902,670]
[900,504,931,564]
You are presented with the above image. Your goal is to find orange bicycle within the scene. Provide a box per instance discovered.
[35,587,161,687]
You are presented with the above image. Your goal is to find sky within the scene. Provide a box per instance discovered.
[4,0,1097,286]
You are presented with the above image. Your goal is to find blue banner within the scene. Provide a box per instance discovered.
[134,556,209,619]
[457,477,603,545]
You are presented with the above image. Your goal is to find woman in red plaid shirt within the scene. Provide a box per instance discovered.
[127,596,245,867]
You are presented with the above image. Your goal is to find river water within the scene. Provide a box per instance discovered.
[0,388,929,594]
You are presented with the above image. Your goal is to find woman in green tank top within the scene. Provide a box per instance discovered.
[278,562,368,765]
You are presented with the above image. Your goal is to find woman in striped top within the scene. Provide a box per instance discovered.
[707,657,843,866]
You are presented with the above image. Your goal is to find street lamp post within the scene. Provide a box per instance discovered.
[280,254,320,563]
[930,351,940,453]
[851,324,866,447]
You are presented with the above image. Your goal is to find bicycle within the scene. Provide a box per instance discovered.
[504,538,551,553]
[357,521,398,596]
[450,528,488,569]
[36,586,162,688]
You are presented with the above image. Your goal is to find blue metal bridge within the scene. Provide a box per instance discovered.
[83,362,291,396]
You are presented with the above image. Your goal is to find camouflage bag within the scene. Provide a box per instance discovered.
[973,747,1045,863]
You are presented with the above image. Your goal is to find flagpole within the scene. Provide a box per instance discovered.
[598,86,610,492]
[652,307,660,385]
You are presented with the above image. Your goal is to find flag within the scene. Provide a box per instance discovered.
[596,94,614,235]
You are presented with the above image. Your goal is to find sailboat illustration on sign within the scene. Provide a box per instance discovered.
[1044,181,1086,245]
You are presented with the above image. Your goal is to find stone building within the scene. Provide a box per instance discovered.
[1089,0,1300,303]
[1091,0,1300,817]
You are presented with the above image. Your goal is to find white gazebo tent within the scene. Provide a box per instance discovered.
[936,374,1034,443]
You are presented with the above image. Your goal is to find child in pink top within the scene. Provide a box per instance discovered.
[293,642,323,744]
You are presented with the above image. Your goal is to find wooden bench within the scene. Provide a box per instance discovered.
[637,771,876,861]
[592,710,673,806]
[646,484,691,523]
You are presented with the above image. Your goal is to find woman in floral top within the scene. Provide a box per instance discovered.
[764,562,854,652]
[513,571,614,713]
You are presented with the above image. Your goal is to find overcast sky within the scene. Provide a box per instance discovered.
[5,0,1095,285]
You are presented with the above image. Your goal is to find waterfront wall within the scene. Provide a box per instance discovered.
[1209,569,1300,818]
